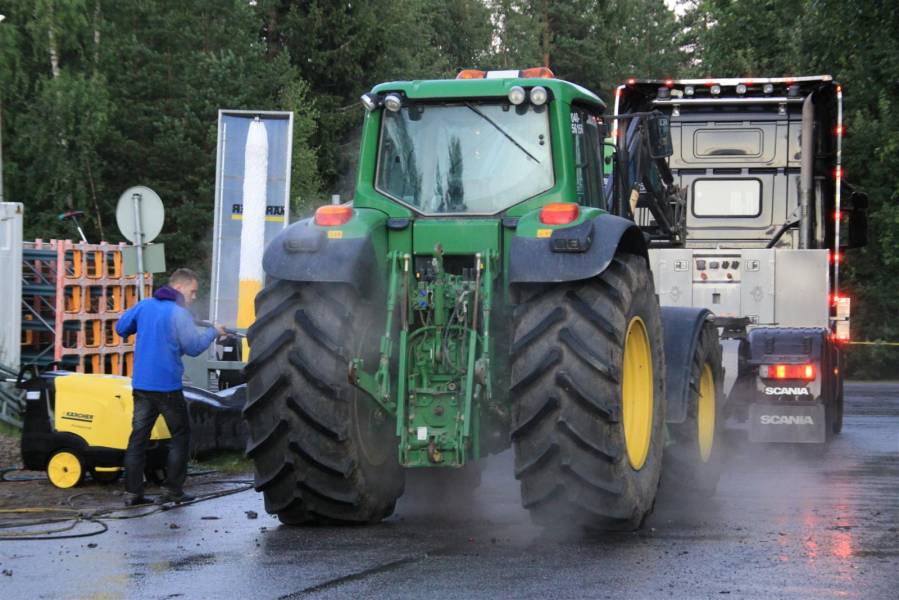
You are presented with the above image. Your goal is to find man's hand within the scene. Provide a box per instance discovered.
[214,322,227,338]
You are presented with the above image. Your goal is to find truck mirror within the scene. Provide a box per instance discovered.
[845,209,868,248]
[848,190,868,211]
[647,114,673,159]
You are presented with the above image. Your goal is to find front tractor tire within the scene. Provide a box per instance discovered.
[661,321,725,497]
[243,281,404,525]
[510,252,666,531]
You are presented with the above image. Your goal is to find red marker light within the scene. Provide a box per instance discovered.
[830,251,842,264]
[627,78,636,86]
[835,126,844,136]
[836,84,843,93]
[664,79,674,87]
[835,166,843,179]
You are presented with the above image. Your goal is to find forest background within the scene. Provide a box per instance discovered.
[0,0,896,376]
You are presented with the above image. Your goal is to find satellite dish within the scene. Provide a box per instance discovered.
[116,186,164,244]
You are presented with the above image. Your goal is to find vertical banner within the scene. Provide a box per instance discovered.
[210,111,293,341]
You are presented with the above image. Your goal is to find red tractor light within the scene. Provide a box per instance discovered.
[760,364,816,380]
[314,205,353,227]
[539,203,579,225]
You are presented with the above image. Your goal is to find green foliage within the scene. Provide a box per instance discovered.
[491,0,685,101]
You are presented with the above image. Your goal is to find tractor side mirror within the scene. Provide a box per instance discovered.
[601,140,616,181]
[646,113,673,159]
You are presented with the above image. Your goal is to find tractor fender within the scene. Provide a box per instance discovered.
[660,306,715,424]
[508,213,648,283]
[262,211,386,294]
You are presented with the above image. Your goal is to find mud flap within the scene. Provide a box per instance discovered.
[749,403,826,443]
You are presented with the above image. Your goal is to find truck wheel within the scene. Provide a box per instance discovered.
[661,321,725,497]
[510,252,666,530]
[243,281,404,525]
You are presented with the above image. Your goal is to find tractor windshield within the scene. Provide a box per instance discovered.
[376,102,553,214]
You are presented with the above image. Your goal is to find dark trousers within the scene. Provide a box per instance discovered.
[125,389,190,496]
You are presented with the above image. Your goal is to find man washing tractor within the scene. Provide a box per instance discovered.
[116,268,225,506]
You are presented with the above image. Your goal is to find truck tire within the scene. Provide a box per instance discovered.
[661,321,725,497]
[510,252,666,530]
[243,280,404,525]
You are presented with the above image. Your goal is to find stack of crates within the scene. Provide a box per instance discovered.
[21,239,152,376]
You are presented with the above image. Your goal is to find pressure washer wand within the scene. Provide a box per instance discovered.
[193,319,246,338]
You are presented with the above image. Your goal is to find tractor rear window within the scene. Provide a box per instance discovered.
[376,102,553,214]
[693,179,762,217]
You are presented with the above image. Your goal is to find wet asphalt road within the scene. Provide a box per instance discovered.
[2,381,897,599]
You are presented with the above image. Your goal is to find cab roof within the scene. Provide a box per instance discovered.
[370,76,606,110]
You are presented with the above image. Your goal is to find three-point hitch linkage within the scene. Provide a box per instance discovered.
[349,245,498,468]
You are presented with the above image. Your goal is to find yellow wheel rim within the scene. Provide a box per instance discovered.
[48,451,83,489]
[697,363,716,462]
[622,316,653,470]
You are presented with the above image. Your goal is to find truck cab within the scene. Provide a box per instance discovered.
[614,76,867,442]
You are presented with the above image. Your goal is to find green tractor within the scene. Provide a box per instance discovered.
[243,68,724,530]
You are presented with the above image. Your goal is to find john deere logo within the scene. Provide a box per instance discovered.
[62,411,94,423]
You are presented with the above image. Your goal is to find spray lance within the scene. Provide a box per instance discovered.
[193,319,246,339]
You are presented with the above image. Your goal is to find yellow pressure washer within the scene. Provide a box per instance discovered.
[18,369,171,489]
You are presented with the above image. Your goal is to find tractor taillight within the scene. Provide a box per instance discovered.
[314,205,353,227]
[760,364,816,380]
[539,203,579,225]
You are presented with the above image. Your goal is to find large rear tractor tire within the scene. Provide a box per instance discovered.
[243,281,404,525]
[661,321,725,497]
[510,252,666,531]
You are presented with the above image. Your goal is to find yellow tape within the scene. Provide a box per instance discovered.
[847,341,899,347]
[231,215,285,222]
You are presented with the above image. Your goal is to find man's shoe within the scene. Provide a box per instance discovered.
[156,490,195,504]
[124,494,154,507]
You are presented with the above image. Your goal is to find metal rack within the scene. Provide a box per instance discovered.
[21,239,152,375]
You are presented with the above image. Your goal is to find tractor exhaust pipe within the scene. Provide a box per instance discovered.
[799,93,815,249]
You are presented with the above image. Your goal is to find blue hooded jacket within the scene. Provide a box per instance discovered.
[115,286,217,392]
